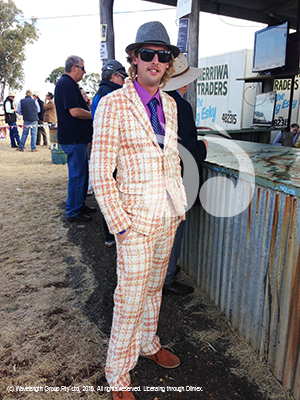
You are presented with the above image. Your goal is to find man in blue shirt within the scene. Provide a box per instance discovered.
[55,55,95,223]
[17,90,40,152]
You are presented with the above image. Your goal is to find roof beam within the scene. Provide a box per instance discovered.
[143,0,299,29]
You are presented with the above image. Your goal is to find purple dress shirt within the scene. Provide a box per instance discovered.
[134,80,165,136]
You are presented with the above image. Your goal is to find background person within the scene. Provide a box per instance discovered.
[44,92,57,125]
[79,87,94,199]
[91,59,127,247]
[90,21,186,400]
[272,123,300,147]
[80,88,91,108]
[17,89,40,152]
[163,53,208,295]
[33,91,47,146]
[4,91,20,148]
[54,55,95,223]
[91,59,127,119]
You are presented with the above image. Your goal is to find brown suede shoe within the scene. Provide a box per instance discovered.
[112,391,135,399]
[142,347,180,368]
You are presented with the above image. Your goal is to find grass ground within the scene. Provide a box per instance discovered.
[0,132,294,400]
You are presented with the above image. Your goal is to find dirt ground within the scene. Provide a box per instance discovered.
[0,132,294,400]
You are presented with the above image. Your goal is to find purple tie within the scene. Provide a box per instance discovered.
[148,98,164,149]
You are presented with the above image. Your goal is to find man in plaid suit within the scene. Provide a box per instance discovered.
[90,21,187,400]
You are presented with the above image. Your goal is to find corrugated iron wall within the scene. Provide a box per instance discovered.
[180,167,300,398]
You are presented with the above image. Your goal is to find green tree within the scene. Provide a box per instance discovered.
[45,67,65,86]
[0,0,39,101]
[81,73,101,97]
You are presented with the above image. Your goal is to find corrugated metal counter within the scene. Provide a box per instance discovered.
[179,139,300,398]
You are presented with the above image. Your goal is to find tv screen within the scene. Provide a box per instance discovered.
[253,92,277,126]
[252,22,288,72]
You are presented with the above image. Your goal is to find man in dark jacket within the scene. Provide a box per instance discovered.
[4,90,20,148]
[163,53,208,295]
[91,59,127,246]
[91,59,127,119]
[33,91,48,146]
[17,89,40,152]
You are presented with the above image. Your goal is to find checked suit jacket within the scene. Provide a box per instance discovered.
[90,78,187,236]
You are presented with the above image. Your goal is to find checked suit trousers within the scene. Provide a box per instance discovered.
[105,199,180,389]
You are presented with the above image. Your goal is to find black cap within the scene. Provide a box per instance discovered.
[102,60,128,76]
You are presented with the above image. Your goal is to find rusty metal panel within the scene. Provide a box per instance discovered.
[179,166,300,398]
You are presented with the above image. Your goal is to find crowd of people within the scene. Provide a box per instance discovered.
[3,19,300,400]
[3,89,57,151]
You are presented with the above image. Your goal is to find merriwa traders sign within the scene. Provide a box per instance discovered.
[196,50,255,130]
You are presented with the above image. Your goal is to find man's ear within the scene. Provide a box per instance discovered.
[132,54,138,66]
[111,73,117,83]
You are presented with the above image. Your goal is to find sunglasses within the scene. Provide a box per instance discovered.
[75,65,85,72]
[115,73,126,81]
[138,49,172,63]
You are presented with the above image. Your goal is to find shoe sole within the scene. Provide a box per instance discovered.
[141,352,181,368]
[142,355,180,368]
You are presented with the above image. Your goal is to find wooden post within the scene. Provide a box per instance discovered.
[99,0,115,62]
[185,0,200,119]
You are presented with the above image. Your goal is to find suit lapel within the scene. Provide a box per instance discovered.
[124,80,166,152]
[160,89,175,153]
[124,80,159,147]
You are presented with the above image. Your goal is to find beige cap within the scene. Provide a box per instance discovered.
[33,91,40,97]
[8,90,15,97]
[163,53,203,92]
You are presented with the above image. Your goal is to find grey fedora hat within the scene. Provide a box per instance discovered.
[126,21,180,58]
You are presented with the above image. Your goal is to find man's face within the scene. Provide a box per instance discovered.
[111,72,126,86]
[290,126,299,135]
[132,44,170,94]
[72,60,86,83]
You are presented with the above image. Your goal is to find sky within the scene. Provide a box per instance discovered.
[10,0,266,101]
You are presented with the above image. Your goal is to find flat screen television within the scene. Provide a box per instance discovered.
[252,92,277,126]
[252,21,288,72]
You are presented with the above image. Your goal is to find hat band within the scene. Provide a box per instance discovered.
[143,39,170,46]
[171,66,190,79]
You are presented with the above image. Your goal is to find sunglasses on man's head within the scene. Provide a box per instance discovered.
[138,48,172,63]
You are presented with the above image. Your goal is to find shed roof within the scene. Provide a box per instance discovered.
[143,0,300,30]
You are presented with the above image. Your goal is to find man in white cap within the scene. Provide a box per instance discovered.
[90,21,186,399]
[4,91,20,148]
[163,53,208,295]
